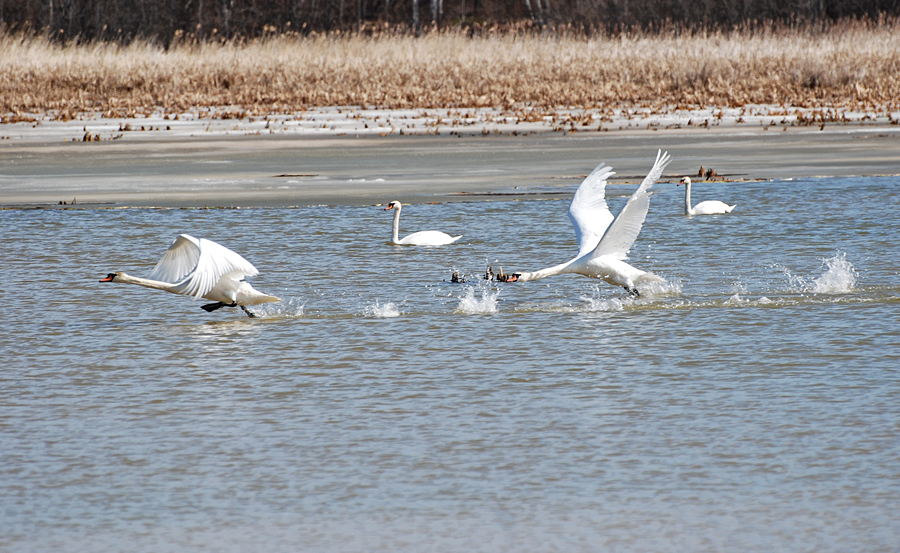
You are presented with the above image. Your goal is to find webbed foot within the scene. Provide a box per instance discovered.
[201,301,239,313]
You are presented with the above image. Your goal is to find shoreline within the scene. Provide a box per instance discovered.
[2,108,899,209]
[3,104,899,142]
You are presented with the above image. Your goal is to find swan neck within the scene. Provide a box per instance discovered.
[115,273,178,292]
[684,181,695,215]
[517,261,572,282]
[391,207,401,244]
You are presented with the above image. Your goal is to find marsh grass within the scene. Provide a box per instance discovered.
[2,20,899,122]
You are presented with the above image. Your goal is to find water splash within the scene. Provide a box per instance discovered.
[640,278,682,297]
[365,300,401,318]
[811,252,858,294]
[781,251,858,294]
[580,286,626,311]
[455,283,500,314]
[253,297,305,319]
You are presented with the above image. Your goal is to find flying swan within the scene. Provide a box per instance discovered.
[384,201,462,246]
[507,150,672,296]
[678,176,736,215]
[99,234,281,317]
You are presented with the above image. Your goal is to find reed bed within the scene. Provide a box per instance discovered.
[2,20,899,122]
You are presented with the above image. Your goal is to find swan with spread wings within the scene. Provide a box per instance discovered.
[99,234,280,317]
[507,150,672,296]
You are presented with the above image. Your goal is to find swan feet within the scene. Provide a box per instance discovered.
[200,301,256,318]
[624,286,640,297]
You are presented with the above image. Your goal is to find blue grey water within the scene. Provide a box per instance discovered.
[2,175,899,552]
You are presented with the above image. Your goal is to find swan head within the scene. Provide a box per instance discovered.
[678,177,691,186]
[99,272,122,282]
[504,273,520,282]
[384,201,401,211]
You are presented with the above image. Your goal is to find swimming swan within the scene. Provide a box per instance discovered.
[385,201,462,246]
[507,150,672,296]
[678,176,736,215]
[99,234,281,317]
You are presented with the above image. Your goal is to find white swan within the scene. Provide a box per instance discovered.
[99,234,281,317]
[678,176,736,215]
[508,150,672,296]
[385,201,462,246]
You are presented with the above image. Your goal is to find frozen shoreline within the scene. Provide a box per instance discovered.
[2,106,899,208]
[3,104,899,142]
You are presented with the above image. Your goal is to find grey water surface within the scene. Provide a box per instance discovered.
[2,175,899,552]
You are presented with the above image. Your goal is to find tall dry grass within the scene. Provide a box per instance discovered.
[1,20,899,121]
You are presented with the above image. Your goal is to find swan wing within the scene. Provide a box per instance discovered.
[151,234,259,299]
[567,163,616,257]
[147,234,202,284]
[399,231,462,246]
[590,151,672,260]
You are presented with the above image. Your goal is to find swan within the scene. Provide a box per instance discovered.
[99,234,281,317]
[384,201,462,246]
[678,176,736,215]
[507,150,672,296]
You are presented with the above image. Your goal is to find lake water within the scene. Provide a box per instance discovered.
[2,174,899,552]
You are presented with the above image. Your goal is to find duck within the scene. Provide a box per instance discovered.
[678,176,736,215]
[99,234,281,317]
[384,201,462,246]
[507,150,672,296]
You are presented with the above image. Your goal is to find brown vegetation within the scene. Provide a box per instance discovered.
[1,19,899,121]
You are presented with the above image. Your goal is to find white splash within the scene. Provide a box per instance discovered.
[455,284,500,314]
[641,278,683,297]
[782,251,858,294]
[811,252,858,294]
[580,286,626,311]
[365,301,401,318]
[254,297,304,318]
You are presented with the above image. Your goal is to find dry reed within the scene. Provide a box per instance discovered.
[2,20,899,122]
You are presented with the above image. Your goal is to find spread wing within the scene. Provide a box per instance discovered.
[148,234,202,284]
[568,163,616,258]
[148,234,258,299]
[591,150,672,260]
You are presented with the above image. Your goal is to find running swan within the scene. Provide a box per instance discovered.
[384,201,462,246]
[678,176,736,215]
[99,234,281,317]
[507,150,672,296]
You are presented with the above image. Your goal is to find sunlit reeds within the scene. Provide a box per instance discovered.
[1,19,898,121]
